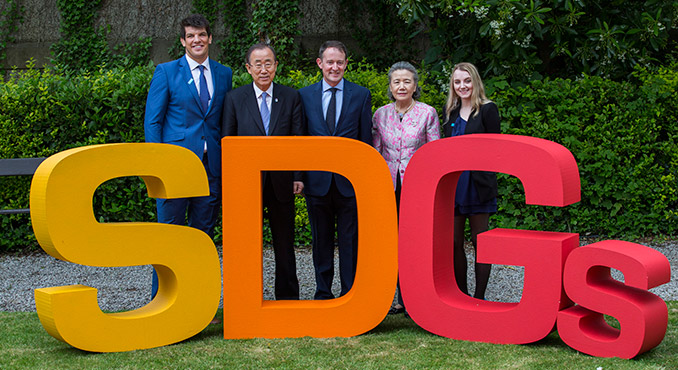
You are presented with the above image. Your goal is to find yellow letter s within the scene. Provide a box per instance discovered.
[31,143,221,352]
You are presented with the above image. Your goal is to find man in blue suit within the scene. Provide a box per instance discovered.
[144,14,232,298]
[298,41,372,299]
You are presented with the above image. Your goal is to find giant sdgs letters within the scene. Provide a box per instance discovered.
[29,135,670,358]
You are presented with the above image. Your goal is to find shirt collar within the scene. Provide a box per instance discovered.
[322,78,344,92]
[185,55,210,71]
[252,82,273,99]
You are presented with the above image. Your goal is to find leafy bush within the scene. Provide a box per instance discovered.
[0,63,154,251]
[392,0,678,80]
[1,62,677,252]
[493,64,678,237]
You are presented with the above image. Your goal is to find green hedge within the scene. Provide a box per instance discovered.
[492,65,678,236]
[1,62,677,251]
[0,63,154,251]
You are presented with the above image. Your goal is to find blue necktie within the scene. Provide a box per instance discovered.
[260,91,270,135]
[198,65,210,113]
[326,87,337,133]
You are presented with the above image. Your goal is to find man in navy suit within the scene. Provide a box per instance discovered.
[144,14,232,298]
[222,43,304,300]
[298,41,372,299]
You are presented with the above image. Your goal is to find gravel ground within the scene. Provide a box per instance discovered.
[1,240,676,312]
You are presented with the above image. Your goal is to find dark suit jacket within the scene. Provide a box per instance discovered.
[298,79,372,197]
[222,82,304,201]
[442,102,501,202]
[144,56,232,178]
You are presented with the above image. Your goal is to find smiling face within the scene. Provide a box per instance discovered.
[246,46,278,91]
[389,69,416,105]
[181,26,212,64]
[316,47,347,87]
[452,69,473,102]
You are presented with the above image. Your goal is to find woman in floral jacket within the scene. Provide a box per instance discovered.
[372,61,440,315]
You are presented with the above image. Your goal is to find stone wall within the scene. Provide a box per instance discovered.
[1,0,364,70]
[1,0,61,69]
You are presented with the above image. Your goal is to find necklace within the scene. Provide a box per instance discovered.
[396,100,415,121]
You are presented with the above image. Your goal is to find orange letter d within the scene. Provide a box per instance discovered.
[221,137,398,338]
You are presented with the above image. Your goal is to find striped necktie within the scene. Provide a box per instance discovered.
[260,91,270,135]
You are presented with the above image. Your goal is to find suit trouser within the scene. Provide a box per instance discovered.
[305,179,358,300]
[151,152,220,298]
[262,174,300,300]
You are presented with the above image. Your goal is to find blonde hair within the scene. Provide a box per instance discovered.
[444,62,491,122]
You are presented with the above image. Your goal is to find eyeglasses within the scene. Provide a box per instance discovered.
[249,62,274,71]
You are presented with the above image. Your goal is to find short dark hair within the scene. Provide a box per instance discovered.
[180,14,211,38]
[318,40,348,60]
[245,43,277,64]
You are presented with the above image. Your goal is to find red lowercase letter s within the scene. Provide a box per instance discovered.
[557,240,671,358]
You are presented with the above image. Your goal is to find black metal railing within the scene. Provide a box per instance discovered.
[0,158,46,215]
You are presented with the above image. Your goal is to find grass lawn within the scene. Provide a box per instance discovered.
[1,303,676,369]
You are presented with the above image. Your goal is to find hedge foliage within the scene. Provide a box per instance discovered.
[392,0,678,81]
[1,62,677,251]
[0,62,154,251]
[492,65,678,236]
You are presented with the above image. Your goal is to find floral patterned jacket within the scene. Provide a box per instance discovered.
[372,101,441,189]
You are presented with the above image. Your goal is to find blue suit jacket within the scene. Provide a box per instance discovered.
[144,56,233,177]
[299,79,372,197]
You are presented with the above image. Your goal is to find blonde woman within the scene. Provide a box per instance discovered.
[442,62,500,300]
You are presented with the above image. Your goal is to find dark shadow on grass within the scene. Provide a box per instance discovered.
[367,314,428,336]
[520,331,571,350]
[49,346,100,356]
